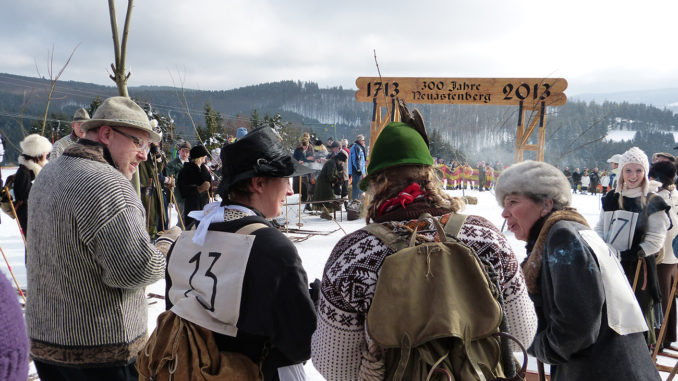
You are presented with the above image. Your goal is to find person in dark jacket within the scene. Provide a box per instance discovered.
[589,167,601,194]
[313,149,347,219]
[495,160,660,381]
[163,126,317,380]
[571,167,582,192]
[178,145,211,228]
[14,134,52,239]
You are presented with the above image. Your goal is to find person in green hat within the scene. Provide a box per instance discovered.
[311,101,536,380]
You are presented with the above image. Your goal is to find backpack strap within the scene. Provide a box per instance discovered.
[362,223,411,252]
[443,213,468,238]
[235,223,268,235]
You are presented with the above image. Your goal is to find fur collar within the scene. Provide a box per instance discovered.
[522,208,589,294]
[18,156,45,177]
[62,139,114,167]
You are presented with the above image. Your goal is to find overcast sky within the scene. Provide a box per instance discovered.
[1,0,677,97]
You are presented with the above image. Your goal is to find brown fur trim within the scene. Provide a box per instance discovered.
[522,208,589,294]
[62,142,108,164]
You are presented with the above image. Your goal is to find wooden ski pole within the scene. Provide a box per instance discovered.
[537,360,546,381]
[0,244,26,303]
[653,268,678,360]
[169,187,185,230]
[3,187,26,247]
[632,257,643,292]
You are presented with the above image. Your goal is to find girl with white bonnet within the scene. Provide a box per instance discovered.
[595,146,670,347]
[13,133,52,239]
[496,160,659,380]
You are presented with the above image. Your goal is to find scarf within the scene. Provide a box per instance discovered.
[377,183,428,216]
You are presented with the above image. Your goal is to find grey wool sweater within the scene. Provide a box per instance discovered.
[25,140,166,367]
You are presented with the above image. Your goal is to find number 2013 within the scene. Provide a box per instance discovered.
[503,83,552,100]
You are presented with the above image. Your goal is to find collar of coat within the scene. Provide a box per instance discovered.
[18,155,45,177]
[63,139,117,169]
[521,208,589,295]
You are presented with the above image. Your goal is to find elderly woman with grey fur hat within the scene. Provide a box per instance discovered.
[495,160,660,381]
[595,146,670,347]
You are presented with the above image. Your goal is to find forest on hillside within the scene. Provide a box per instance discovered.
[0,73,676,168]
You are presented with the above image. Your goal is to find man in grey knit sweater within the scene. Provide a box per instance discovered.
[25,97,180,381]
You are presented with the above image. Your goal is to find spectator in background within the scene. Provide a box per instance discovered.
[349,134,366,200]
[572,167,582,193]
[178,145,211,228]
[236,127,248,141]
[14,134,52,239]
[607,154,622,191]
[600,170,610,194]
[50,108,89,159]
[589,167,601,195]
[581,168,590,193]
[649,160,678,349]
[166,140,191,224]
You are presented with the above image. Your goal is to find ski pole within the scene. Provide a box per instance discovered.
[3,187,26,247]
[632,257,643,292]
[653,268,678,361]
[0,244,26,303]
[169,187,185,230]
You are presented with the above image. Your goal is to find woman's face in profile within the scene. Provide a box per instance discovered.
[501,193,545,242]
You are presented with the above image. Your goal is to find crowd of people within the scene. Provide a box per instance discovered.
[2,95,678,381]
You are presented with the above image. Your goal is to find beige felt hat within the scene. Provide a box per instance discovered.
[80,96,161,142]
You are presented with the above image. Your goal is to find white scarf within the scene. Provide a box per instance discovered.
[188,201,257,246]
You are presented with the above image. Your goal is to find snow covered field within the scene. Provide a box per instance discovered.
[1,165,675,379]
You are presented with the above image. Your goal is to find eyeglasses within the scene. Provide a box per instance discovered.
[110,127,150,153]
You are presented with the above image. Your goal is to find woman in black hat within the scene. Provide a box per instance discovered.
[178,145,211,227]
[163,127,316,381]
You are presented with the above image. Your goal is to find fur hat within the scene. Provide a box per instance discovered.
[607,154,622,164]
[649,160,676,188]
[72,108,90,122]
[80,96,161,142]
[617,147,649,193]
[190,145,209,160]
[495,160,572,208]
[20,134,52,157]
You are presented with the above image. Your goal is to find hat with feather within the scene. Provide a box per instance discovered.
[359,99,434,191]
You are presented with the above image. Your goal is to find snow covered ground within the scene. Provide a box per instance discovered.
[1,166,675,379]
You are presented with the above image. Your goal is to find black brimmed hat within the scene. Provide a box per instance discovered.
[217,127,313,198]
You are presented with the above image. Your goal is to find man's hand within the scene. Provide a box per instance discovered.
[155,226,182,256]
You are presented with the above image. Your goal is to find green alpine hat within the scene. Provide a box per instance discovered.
[359,121,434,191]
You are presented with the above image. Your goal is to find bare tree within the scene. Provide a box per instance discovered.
[107,0,133,96]
[36,44,79,135]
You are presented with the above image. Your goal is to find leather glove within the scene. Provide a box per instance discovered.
[620,247,644,263]
[197,181,211,193]
[309,278,321,309]
[155,226,182,256]
[165,176,175,188]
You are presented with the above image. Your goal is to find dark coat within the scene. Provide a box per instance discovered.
[313,158,341,210]
[165,212,316,381]
[13,163,35,237]
[528,217,660,381]
[178,161,211,227]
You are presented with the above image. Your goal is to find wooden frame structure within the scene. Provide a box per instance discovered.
[355,77,568,162]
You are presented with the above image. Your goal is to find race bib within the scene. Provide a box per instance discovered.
[580,230,647,335]
[601,210,639,251]
[168,230,256,336]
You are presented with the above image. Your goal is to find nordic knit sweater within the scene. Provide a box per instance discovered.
[0,273,28,381]
[49,133,77,160]
[25,140,166,367]
[311,205,537,381]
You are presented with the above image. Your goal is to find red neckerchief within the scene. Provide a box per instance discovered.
[377,183,427,216]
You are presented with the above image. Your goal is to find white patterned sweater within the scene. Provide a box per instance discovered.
[311,213,537,381]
